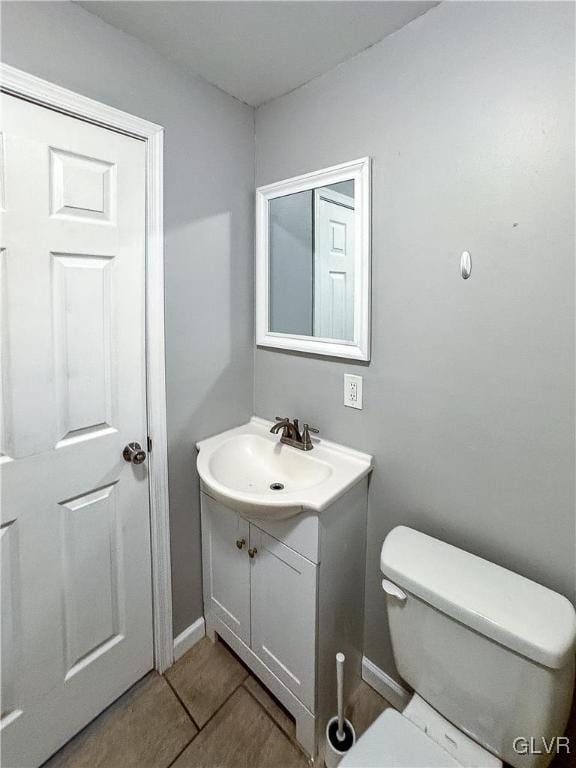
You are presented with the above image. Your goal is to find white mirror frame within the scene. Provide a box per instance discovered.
[256,157,371,361]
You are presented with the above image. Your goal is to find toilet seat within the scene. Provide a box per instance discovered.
[339,709,460,768]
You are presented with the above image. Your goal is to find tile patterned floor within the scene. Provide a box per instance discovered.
[44,636,389,768]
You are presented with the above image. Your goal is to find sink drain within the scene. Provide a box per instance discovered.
[269,482,285,491]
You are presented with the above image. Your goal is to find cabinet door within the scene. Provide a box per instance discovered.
[250,526,317,710]
[201,495,250,645]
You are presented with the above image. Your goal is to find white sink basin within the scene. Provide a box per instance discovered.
[196,417,373,520]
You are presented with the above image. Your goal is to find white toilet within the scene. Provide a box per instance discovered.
[342,526,576,768]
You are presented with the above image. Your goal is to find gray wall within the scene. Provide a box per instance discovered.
[269,191,313,336]
[3,0,574,685]
[255,0,575,676]
[0,0,255,636]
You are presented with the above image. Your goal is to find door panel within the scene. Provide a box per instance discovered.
[314,189,355,341]
[0,93,153,768]
[0,518,22,727]
[60,483,124,679]
[52,253,115,442]
[49,147,115,222]
[201,494,251,645]
[250,526,317,710]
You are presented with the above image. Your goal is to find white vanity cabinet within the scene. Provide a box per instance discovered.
[200,479,368,759]
[202,494,317,709]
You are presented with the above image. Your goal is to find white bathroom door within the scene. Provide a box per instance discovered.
[313,188,355,341]
[0,93,154,768]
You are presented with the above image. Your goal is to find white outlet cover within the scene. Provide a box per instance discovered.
[344,374,363,409]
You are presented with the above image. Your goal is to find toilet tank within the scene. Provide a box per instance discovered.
[381,527,576,768]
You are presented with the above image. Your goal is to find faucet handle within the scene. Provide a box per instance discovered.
[275,416,289,422]
[302,424,320,449]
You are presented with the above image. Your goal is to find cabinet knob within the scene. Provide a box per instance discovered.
[236,538,246,550]
[248,547,258,559]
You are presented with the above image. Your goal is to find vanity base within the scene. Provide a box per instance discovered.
[200,479,369,760]
[205,613,316,758]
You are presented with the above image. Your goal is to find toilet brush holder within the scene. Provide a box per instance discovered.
[325,651,356,767]
[324,716,356,768]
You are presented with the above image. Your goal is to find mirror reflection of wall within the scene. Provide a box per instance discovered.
[269,179,355,342]
[269,190,313,336]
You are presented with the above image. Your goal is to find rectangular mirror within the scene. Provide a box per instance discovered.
[256,157,371,360]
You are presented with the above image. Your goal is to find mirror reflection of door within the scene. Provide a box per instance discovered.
[313,183,355,341]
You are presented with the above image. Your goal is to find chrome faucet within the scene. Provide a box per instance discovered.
[270,417,319,451]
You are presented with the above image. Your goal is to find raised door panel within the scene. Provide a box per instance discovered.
[59,483,124,680]
[1,131,56,459]
[0,246,9,459]
[50,148,115,222]
[52,253,116,444]
[0,518,23,732]
[201,494,250,646]
[250,526,317,711]
[0,131,5,211]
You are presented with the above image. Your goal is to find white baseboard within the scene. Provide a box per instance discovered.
[173,616,206,662]
[361,656,412,711]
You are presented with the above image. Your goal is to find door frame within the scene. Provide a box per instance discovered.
[0,63,174,672]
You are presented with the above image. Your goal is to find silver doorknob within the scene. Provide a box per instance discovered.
[123,442,147,465]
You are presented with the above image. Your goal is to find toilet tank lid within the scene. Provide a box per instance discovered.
[381,526,576,669]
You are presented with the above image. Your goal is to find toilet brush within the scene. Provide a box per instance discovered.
[324,653,356,768]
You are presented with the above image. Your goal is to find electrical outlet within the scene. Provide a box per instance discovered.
[344,374,363,409]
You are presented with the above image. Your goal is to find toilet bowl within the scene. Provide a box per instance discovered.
[341,694,501,768]
[341,708,459,768]
[340,526,576,768]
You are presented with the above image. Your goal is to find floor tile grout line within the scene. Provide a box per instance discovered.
[161,637,315,765]
[210,637,311,761]
[163,675,201,732]
[164,732,198,768]
[174,669,384,768]
[164,666,250,740]
[241,681,298,747]
[242,682,315,765]
[164,674,310,768]
[189,673,250,734]
[162,636,252,737]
